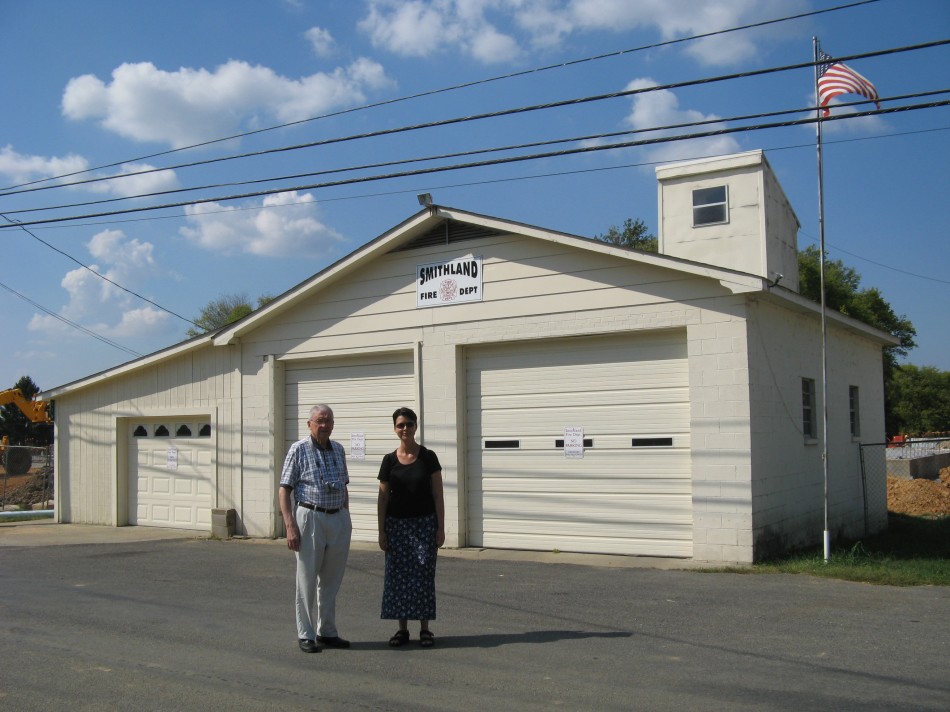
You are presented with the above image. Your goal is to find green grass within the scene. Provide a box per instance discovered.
[708,514,950,586]
[0,511,54,522]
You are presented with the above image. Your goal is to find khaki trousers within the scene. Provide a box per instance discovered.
[294,506,352,640]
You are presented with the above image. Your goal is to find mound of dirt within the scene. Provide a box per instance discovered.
[0,469,51,508]
[887,467,950,517]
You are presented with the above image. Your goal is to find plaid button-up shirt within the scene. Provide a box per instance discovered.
[279,437,349,510]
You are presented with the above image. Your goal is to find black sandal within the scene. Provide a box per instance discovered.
[389,630,409,647]
[419,630,435,648]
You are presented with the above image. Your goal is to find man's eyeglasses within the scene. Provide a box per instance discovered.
[309,418,333,425]
[395,421,416,429]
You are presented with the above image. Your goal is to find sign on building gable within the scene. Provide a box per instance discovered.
[417,256,483,308]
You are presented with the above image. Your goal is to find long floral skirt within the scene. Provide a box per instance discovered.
[381,514,437,620]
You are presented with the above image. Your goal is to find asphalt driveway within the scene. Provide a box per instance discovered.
[0,524,947,711]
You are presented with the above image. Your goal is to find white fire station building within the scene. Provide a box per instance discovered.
[42,150,895,564]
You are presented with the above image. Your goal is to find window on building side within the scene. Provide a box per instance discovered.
[692,185,728,226]
[802,378,817,440]
[849,386,861,437]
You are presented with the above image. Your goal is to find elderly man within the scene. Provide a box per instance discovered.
[279,404,353,653]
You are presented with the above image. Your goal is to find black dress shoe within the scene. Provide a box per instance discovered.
[298,638,320,653]
[316,635,350,648]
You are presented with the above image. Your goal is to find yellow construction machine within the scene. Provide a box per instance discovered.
[0,389,52,476]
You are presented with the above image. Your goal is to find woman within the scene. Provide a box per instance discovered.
[377,406,445,648]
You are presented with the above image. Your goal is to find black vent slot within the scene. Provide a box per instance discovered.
[631,437,673,447]
[485,440,520,449]
[393,219,506,251]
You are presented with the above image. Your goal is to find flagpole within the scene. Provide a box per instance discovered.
[813,37,832,563]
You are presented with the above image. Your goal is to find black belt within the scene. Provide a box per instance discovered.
[297,502,340,514]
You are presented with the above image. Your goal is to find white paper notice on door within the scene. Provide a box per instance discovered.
[564,426,584,459]
[350,432,366,461]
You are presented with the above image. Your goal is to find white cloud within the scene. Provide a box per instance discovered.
[612,78,741,164]
[28,229,170,342]
[560,0,768,64]
[359,0,520,63]
[469,24,521,64]
[0,147,176,198]
[62,59,394,148]
[305,26,337,57]
[82,163,179,198]
[0,145,88,186]
[97,306,170,340]
[360,0,807,66]
[180,191,346,257]
[29,305,169,342]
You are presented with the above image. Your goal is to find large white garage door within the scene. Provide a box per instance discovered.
[466,331,692,557]
[130,419,214,530]
[285,353,415,541]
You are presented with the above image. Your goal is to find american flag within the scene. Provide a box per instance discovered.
[817,50,880,117]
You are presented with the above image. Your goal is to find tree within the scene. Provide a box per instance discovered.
[0,375,53,446]
[797,245,916,375]
[186,293,274,338]
[797,246,921,437]
[885,364,950,436]
[596,218,658,252]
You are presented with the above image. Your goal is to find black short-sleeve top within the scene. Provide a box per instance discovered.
[378,446,442,519]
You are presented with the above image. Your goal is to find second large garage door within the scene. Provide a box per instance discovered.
[466,331,692,557]
[285,353,415,541]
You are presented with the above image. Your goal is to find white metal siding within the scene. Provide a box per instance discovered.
[466,331,692,557]
[285,353,415,542]
[129,420,214,530]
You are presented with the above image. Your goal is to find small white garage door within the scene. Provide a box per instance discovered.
[466,331,692,557]
[285,353,415,541]
[129,420,214,530]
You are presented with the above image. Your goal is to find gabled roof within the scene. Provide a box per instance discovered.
[41,204,894,399]
[211,204,767,346]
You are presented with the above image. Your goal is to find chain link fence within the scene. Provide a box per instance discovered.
[0,445,53,510]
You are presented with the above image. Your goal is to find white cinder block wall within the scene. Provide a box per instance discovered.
[746,297,888,558]
[686,296,754,564]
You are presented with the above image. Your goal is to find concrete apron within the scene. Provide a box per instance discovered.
[0,521,719,571]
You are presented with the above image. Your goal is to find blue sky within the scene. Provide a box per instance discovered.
[1,0,947,393]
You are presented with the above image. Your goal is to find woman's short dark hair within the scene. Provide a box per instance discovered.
[392,406,417,424]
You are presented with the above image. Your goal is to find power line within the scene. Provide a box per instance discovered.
[7,35,946,201]
[18,124,948,291]
[799,230,950,285]
[2,0,931,357]
[0,0,882,194]
[3,99,946,230]
[19,124,950,234]
[5,90,947,217]
[0,215,200,326]
[0,280,142,358]
[6,36,935,344]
